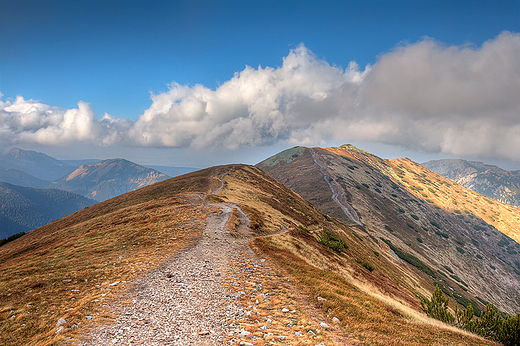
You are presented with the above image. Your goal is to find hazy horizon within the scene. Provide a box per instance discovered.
[1,1,519,170]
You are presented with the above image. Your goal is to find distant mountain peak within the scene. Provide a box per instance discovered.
[423,159,520,208]
[55,158,170,201]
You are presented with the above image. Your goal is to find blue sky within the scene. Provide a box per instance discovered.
[1,0,519,168]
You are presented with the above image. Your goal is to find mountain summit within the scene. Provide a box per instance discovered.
[53,158,170,201]
[0,148,75,181]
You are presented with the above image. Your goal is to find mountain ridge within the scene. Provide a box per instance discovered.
[423,159,520,208]
[257,145,520,316]
[52,158,170,201]
[0,182,95,238]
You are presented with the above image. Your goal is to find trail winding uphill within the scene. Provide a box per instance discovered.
[79,169,352,345]
[310,149,361,225]
[82,202,250,345]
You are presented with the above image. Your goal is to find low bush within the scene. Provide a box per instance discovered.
[320,230,348,253]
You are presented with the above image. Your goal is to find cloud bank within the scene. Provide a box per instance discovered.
[1,31,519,161]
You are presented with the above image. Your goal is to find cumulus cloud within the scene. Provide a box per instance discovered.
[1,31,519,162]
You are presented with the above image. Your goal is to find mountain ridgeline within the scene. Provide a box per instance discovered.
[1,163,508,346]
[53,158,170,201]
[1,147,519,345]
[257,145,520,316]
[423,159,520,208]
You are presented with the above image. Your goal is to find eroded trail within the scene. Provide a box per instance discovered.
[83,202,250,345]
[310,149,362,225]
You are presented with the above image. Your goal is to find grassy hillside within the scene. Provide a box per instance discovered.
[258,146,520,317]
[0,164,505,345]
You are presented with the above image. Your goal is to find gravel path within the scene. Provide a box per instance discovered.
[79,169,353,345]
[82,201,253,345]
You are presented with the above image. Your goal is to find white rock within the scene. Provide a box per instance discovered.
[282,308,289,313]
[320,322,330,329]
[317,296,327,301]
[56,318,66,328]
[332,316,340,324]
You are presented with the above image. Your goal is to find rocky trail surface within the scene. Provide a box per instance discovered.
[77,173,353,345]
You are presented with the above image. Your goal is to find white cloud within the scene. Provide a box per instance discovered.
[1,32,519,162]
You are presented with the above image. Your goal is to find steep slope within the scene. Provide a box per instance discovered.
[258,146,520,316]
[53,158,170,201]
[0,148,75,181]
[0,167,51,188]
[424,159,520,208]
[0,182,95,239]
[0,165,498,346]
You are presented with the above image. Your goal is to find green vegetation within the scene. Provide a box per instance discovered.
[430,220,441,229]
[450,274,468,287]
[298,225,310,233]
[443,266,454,274]
[435,231,450,239]
[0,232,26,247]
[420,286,454,323]
[420,285,520,345]
[320,230,348,253]
[384,225,394,233]
[410,214,419,220]
[498,237,510,247]
[456,246,465,254]
[362,183,370,189]
[381,238,436,278]
[355,258,375,272]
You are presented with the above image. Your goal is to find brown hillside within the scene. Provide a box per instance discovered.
[258,146,520,317]
[0,163,501,345]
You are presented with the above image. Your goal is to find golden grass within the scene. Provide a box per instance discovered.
[0,193,207,346]
[389,158,520,244]
[251,233,499,346]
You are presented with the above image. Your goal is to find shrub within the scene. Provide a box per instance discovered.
[443,265,454,274]
[298,225,310,233]
[381,238,436,277]
[420,286,454,323]
[430,221,441,229]
[411,214,419,220]
[356,259,374,272]
[0,232,26,247]
[456,246,465,254]
[320,231,348,253]
[417,237,423,243]
[384,225,394,233]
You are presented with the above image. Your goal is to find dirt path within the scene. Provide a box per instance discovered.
[81,202,250,345]
[80,170,352,345]
[310,149,362,225]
